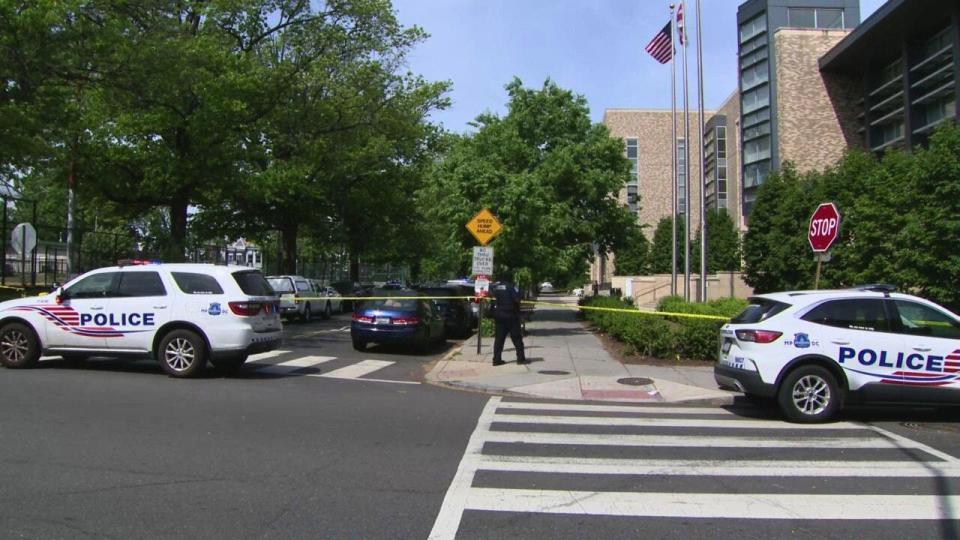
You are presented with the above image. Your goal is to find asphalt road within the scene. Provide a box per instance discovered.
[3,310,960,539]
[0,312,489,538]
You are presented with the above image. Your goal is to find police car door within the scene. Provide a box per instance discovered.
[800,298,903,398]
[110,270,170,352]
[888,299,960,402]
[56,271,121,350]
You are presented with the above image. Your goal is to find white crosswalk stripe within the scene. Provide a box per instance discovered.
[429,397,960,539]
[243,351,416,384]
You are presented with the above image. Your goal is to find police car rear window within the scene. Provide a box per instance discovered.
[235,271,275,296]
[172,272,224,295]
[731,299,790,324]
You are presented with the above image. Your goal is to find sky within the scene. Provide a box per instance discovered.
[391,0,888,133]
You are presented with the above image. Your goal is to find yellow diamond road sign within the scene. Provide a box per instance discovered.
[465,208,502,246]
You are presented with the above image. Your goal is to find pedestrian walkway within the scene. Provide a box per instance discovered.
[425,295,734,403]
[429,396,960,539]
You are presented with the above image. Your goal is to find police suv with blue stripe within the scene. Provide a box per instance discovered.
[715,285,960,422]
[0,262,282,377]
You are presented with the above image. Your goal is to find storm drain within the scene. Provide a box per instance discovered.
[618,377,655,386]
[538,370,571,375]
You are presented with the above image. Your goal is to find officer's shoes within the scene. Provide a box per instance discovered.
[517,359,530,365]
[493,360,505,366]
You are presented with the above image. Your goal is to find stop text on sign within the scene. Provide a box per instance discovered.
[810,217,838,236]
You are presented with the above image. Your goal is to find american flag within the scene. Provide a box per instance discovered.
[644,22,673,64]
[676,3,686,45]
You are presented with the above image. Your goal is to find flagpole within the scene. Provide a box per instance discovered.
[670,4,677,298]
[681,0,690,302]
[695,0,708,303]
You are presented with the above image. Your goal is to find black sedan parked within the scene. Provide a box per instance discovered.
[417,285,474,339]
[351,292,446,353]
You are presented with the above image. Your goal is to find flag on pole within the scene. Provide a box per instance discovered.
[676,2,686,45]
[644,22,673,64]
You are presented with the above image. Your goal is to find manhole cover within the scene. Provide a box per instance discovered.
[618,377,654,386]
[538,370,571,375]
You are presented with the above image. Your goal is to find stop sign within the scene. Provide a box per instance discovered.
[808,203,841,252]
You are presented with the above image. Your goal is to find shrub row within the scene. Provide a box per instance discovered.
[581,295,747,362]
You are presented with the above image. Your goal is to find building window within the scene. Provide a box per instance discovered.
[716,127,727,211]
[744,161,770,188]
[788,7,844,29]
[625,138,639,213]
[739,14,766,44]
[741,61,769,91]
[742,107,770,128]
[678,138,687,215]
[741,86,770,114]
[744,136,771,163]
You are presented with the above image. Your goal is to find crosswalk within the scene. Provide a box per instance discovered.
[430,397,960,538]
[244,350,418,385]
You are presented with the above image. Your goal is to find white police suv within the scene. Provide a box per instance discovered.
[715,285,960,422]
[0,262,282,378]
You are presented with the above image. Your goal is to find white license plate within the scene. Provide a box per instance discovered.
[375,317,390,325]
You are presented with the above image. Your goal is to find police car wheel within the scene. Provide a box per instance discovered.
[158,330,207,378]
[0,323,40,369]
[778,365,840,423]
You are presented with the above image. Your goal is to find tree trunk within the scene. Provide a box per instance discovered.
[280,223,298,274]
[349,250,360,282]
[167,199,189,262]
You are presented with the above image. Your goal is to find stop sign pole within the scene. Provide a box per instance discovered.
[808,202,841,289]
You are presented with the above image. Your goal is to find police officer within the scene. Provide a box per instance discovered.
[491,276,528,366]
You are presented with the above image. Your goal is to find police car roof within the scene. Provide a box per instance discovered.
[753,289,912,305]
[102,263,256,273]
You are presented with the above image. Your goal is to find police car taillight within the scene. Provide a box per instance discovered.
[229,301,262,316]
[735,329,782,344]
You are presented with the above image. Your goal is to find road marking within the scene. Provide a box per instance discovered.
[248,350,291,361]
[317,359,394,380]
[463,489,960,520]
[482,430,912,449]
[868,424,960,465]
[476,455,960,477]
[492,414,868,430]
[249,355,336,374]
[497,402,736,415]
[429,396,500,540]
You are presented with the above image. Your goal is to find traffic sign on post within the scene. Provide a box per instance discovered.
[471,246,494,276]
[465,208,502,246]
[808,203,841,253]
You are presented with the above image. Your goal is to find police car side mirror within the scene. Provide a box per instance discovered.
[55,287,68,304]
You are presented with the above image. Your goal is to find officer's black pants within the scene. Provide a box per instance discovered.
[493,316,525,363]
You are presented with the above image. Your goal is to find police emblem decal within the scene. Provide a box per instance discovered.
[793,333,811,349]
[208,303,222,316]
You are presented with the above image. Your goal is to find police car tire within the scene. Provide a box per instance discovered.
[157,329,208,378]
[778,365,841,423]
[0,322,40,369]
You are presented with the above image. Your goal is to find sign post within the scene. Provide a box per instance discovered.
[466,209,502,356]
[808,203,841,289]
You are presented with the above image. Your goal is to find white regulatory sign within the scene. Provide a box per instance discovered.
[474,277,490,297]
[471,246,494,276]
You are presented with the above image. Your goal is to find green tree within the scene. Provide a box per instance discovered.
[419,78,636,287]
[612,225,650,275]
[690,209,742,273]
[648,215,686,274]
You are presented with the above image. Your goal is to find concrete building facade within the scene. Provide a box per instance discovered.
[736,0,860,215]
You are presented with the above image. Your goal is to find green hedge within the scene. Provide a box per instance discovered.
[581,295,746,362]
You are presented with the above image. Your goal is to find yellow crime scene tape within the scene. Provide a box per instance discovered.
[290,295,731,321]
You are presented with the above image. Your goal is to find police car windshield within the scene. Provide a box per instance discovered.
[731,298,791,324]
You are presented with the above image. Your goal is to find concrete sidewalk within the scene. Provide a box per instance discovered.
[425,295,736,403]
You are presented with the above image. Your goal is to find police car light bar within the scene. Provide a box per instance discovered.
[853,284,896,294]
[118,259,162,267]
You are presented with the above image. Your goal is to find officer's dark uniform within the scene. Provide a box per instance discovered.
[491,281,527,366]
